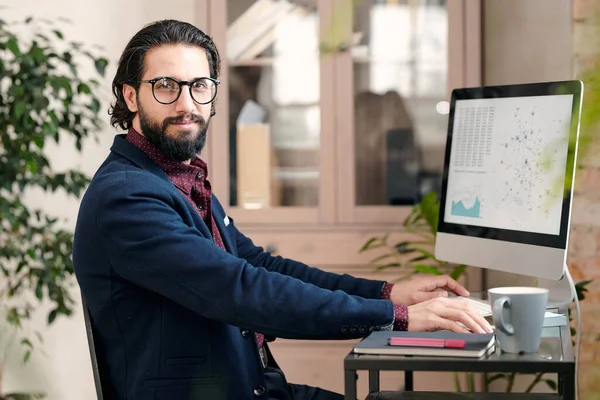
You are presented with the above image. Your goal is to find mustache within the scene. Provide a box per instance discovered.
[162,113,205,128]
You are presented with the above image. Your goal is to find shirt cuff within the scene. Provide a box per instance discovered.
[380,282,394,300]
[393,304,409,331]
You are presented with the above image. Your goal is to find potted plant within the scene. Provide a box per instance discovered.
[0,15,107,398]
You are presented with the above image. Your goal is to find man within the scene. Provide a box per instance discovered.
[73,19,492,400]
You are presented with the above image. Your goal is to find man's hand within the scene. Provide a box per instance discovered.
[390,275,469,306]
[407,297,493,333]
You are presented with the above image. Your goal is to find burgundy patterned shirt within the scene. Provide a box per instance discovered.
[125,128,408,350]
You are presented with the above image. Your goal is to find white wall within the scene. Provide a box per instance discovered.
[483,0,573,86]
[0,1,199,399]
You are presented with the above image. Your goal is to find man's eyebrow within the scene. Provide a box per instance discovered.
[148,76,210,81]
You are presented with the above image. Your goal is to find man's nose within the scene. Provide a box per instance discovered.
[174,86,196,113]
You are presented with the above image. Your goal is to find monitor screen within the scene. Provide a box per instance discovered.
[443,94,573,236]
[436,81,583,250]
[435,80,583,280]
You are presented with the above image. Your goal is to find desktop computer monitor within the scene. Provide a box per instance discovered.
[434,80,583,281]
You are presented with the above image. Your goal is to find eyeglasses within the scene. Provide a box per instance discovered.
[139,76,220,105]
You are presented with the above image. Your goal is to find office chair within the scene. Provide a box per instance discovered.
[81,296,106,400]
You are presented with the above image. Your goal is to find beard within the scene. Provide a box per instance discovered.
[138,103,210,162]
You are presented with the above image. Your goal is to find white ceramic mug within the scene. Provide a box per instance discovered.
[488,287,549,354]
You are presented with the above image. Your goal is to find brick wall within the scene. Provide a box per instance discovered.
[571,0,600,397]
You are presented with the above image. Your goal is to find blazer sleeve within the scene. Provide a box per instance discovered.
[231,221,387,300]
[93,172,394,340]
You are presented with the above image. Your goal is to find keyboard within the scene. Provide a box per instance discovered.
[450,296,492,317]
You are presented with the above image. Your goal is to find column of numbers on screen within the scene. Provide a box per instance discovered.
[454,106,495,169]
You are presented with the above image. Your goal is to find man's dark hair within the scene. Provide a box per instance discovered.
[109,19,221,130]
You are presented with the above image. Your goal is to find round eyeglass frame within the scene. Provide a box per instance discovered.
[139,76,220,105]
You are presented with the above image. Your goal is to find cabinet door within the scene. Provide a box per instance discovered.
[207,0,337,225]
[335,0,482,224]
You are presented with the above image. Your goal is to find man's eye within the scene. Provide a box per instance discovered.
[156,80,177,90]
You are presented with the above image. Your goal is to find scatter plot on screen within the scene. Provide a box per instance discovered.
[445,94,574,235]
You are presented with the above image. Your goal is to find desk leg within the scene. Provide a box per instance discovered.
[345,369,357,400]
[559,371,576,400]
[368,370,380,393]
[405,370,414,391]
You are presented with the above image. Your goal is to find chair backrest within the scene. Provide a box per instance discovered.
[81,297,105,400]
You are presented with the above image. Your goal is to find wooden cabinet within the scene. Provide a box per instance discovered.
[196,0,481,227]
[193,0,482,395]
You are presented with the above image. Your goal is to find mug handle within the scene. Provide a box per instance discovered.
[492,296,515,336]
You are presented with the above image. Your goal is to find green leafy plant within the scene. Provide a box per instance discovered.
[0,14,107,399]
[359,191,468,282]
[361,192,592,394]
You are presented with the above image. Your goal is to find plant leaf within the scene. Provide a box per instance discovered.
[14,101,27,118]
[23,349,31,364]
[412,248,436,259]
[375,262,402,271]
[408,255,430,263]
[381,232,390,244]
[370,253,395,264]
[94,57,108,76]
[48,309,58,324]
[450,264,468,280]
[77,82,91,94]
[3,393,46,400]
[575,279,592,301]
[7,37,20,55]
[396,246,418,255]
[544,379,557,391]
[359,237,379,252]
[412,264,443,275]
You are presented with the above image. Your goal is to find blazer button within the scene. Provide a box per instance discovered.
[241,329,251,338]
[359,325,368,334]
[341,325,349,334]
[253,385,266,396]
[350,326,358,333]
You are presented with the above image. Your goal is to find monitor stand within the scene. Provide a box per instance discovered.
[536,263,576,307]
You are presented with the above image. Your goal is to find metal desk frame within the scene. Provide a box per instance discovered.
[343,307,575,400]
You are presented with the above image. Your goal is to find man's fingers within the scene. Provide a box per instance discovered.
[472,312,494,333]
[444,300,494,333]
[437,275,470,297]
[439,308,485,334]
[436,316,470,333]
[419,275,469,297]
[414,290,448,303]
[409,297,494,334]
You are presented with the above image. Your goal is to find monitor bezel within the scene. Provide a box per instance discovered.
[437,80,583,250]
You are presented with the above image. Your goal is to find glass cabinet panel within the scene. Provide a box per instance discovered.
[226,0,321,209]
[351,0,449,206]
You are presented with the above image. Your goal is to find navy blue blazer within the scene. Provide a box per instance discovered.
[73,135,395,400]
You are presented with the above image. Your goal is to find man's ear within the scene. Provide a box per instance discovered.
[122,84,138,113]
